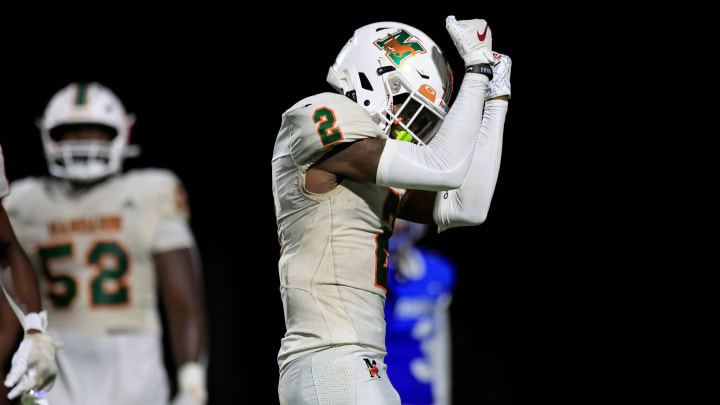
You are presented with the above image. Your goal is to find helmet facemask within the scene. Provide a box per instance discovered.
[380,73,447,145]
[39,82,136,183]
[43,123,128,182]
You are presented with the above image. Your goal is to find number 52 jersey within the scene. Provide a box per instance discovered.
[272,92,406,371]
[1,168,194,336]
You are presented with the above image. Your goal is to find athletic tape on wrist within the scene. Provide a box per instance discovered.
[178,362,207,400]
[23,311,48,333]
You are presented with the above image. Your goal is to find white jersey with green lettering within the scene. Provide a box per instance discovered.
[2,168,193,336]
[272,92,406,371]
[0,144,9,199]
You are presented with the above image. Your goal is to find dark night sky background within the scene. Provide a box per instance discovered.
[1,2,716,404]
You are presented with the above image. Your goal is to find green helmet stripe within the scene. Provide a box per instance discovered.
[75,82,88,106]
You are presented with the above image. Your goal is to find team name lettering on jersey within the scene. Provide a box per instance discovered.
[48,215,122,236]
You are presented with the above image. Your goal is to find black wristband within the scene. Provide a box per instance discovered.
[466,64,493,80]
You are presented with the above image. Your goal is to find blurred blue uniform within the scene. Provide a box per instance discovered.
[385,226,456,405]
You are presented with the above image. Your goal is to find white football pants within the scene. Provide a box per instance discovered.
[46,328,170,405]
[279,345,401,405]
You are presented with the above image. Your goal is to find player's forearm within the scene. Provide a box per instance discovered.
[164,288,209,404]
[0,209,41,316]
[166,304,207,365]
[167,303,208,403]
[433,98,508,231]
[2,246,42,315]
[375,73,490,191]
[0,233,42,317]
[155,247,209,366]
[0,294,21,364]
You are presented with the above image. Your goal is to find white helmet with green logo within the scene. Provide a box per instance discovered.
[327,21,453,145]
[39,82,137,182]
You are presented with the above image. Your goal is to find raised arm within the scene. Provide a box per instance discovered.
[310,17,495,192]
[397,53,511,226]
[433,53,510,230]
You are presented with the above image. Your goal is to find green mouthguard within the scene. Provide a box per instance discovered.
[394,129,413,142]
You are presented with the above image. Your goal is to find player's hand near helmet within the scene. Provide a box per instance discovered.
[446,16,494,66]
[170,362,207,405]
[4,311,62,404]
[486,52,512,100]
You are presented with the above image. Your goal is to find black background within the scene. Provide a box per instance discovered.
[1,2,716,404]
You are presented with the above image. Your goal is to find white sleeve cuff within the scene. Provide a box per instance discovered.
[150,220,195,253]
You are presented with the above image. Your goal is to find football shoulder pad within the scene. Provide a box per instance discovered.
[1,177,45,214]
[122,168,190,221]
[280,92,385,171]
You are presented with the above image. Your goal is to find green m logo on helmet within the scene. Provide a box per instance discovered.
[374,29,426,68]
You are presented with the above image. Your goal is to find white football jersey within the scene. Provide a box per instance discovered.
[272,92,406,371]
[0,144,9,199]
[2,169,194,336]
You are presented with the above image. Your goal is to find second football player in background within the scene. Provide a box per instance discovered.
[1,82,209,405]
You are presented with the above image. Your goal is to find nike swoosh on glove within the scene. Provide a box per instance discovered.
[446,16,494,66]
[4,333,63,401]
[486,52,512,100]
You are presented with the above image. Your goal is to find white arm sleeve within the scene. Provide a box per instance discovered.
[375,74,489,191]
[433,99,508,232]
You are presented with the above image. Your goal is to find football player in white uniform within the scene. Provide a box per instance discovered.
[1,144,62,405]
[0,83,208,405]
[272,16,511,404]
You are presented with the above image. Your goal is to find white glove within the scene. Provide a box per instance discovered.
[5,333,62,401]
[4,312,62,403]
[170,362,207,405]
[486,52,512,100]
[446,16,493,66]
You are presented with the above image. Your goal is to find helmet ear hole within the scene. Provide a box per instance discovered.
[364,100,370,106]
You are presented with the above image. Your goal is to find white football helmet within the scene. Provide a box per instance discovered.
[327,22,453,145]
[39,82,137,182]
